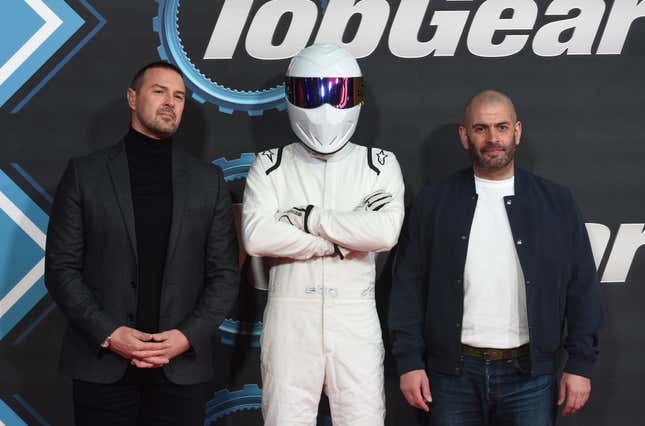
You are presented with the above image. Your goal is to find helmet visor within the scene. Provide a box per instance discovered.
[285,77,363,109]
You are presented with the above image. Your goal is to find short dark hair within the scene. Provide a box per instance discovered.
[129,61,183,91]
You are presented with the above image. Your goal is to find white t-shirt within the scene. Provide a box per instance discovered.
[461,175,529,349]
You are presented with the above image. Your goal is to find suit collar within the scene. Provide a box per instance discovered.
[293,141,356,163]
[459,163,527,197]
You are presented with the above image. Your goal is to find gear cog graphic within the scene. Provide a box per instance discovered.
[205,384,262,424]
[218,319,263,348]
[153,0,287,115]
[212,153,256,182]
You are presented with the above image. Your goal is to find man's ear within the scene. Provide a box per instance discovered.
[127,88,136,111]
[458,125,469,151]
[514,120,522,146]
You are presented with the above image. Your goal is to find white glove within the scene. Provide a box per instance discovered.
[275,205,314,233]
[275,207,348,259]
[355,190,393,212]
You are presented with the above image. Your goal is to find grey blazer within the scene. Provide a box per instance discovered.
[45,141,239,385]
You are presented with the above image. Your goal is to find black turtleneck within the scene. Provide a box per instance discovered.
[123,127,173,384]
[124,127,172,335]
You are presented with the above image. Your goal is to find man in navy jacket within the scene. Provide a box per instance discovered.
[389,90,602,425]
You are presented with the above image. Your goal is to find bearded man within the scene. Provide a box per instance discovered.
[388,90,603,426]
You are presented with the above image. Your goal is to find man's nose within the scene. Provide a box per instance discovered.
[486,128,499,143]
[164,94,175,109]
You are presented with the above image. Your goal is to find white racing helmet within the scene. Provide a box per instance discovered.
[285,44,363,155]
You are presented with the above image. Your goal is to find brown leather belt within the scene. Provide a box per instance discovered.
[462,344,529,361]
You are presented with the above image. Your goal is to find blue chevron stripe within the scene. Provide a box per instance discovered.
[12,395,50,426]
[0,398,27,426]
[10,163,53,203]
[0,0,84,107]
[0,170,49,342]
[11,0,106,113]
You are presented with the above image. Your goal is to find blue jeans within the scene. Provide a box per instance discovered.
[427,355,557,426]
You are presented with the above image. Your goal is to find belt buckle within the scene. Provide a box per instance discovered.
[485,348,505,361]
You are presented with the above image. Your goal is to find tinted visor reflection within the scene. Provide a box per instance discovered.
[285,77,363,109]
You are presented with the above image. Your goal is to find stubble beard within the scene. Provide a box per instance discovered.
[468,135,517,172]
[150,116,177,136]
[138,108,178,139]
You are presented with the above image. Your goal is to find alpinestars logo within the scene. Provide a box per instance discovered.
[156,0,644,115]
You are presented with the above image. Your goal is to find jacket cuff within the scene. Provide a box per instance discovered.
[173,327,195,354]
[563,357,595,379]
[306,206,322,236]
[177,319,201,354]
[91,316,119,348]
[395,353,426,376]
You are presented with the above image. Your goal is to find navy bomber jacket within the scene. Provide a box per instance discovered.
[389,167,603,378]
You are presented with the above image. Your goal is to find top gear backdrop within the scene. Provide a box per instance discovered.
[0,0,643,425]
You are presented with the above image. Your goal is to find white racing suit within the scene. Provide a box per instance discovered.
[242,142,404,426]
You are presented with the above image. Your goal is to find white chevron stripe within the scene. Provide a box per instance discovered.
[0,0,63,85]
[0,190,46,318]
[0,191,46,249]
[0,258,44,318]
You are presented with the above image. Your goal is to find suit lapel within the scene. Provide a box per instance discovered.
[165,147,189,269]
[107,142,138,264]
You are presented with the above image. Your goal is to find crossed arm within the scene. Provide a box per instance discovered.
[241,155,405,259]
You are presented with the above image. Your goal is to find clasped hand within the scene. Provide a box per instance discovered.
[108,326,190,368]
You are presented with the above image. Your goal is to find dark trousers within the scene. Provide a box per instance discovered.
[427,355,557,426]
[73,377,207,426]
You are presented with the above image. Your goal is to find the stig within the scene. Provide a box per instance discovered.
[242,44,405,425]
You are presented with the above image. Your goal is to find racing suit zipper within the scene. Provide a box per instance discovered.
[321,160,328,353]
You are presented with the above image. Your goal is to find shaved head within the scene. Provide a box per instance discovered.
[459,90,522,179]
[464,90,517,125]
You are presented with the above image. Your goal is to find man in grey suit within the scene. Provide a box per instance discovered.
[45,61,239,425]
